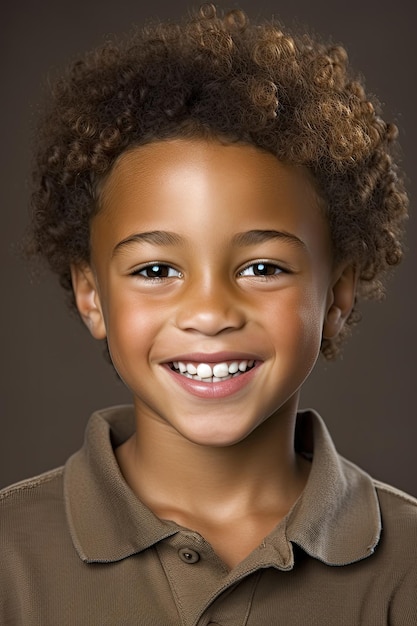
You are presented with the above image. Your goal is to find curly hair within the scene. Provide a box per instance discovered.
[28,3,408,359]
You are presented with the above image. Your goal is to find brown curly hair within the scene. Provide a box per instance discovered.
[28,3,408,359]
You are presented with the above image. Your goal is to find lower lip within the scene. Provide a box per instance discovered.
[163,364,260,399]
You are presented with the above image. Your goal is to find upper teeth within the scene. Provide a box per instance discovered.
[172,360,254,380]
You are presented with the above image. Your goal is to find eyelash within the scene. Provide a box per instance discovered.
[131,263,183,280]
[131,261,286,281]
[238,261,285,278]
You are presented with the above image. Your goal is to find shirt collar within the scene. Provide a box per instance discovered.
[285,409,381,566]
[64,406,179,563]
[64,405,381,566]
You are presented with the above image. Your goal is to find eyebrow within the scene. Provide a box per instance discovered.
[232,229,306,249]
[112,231,184,256]
[112,228,306,256]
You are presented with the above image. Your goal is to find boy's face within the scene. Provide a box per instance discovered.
[73,139,354,447]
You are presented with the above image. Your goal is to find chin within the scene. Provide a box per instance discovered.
[179,422,259,448]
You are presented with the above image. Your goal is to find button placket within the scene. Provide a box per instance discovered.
[156,534,230,626]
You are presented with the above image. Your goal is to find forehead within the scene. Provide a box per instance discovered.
[93,138,330,259]
[100,139,322,209]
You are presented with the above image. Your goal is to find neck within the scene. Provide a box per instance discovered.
[116,399,310,525]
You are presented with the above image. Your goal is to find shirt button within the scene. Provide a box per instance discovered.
[178,548,200,564]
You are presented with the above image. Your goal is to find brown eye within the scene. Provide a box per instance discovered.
[144,264,169,278]
[240,262,283,277]
[135,264,181,279]
[253,263,277,276]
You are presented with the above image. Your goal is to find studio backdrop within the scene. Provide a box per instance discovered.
[1,0,416,494]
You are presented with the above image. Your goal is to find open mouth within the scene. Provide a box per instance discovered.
[169,360,256,383]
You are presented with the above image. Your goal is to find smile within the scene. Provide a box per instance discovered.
[170,360,255,383]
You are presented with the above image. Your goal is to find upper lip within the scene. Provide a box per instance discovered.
[163,351,263,363]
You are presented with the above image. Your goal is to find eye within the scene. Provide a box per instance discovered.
[239,262,283,277]
[133,263,182,279]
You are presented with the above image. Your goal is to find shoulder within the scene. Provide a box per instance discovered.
[374,478,417,507]
[1,467,69,585]
[369,478,417,573]
[368,481,417,622]
[373,478,417,532]
[0,468,65,540]
[0,466,64,505]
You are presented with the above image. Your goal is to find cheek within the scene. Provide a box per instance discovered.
[104,295,162,370]
[266,290,325,362]
[294,299,326,369]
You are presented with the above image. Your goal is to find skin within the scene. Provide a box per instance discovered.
[72,138,356,568]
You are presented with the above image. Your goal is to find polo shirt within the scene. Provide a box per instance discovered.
[1,405,416,625]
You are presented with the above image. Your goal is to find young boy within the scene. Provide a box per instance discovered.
[1,4,416,624]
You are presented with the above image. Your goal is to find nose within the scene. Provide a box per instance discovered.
[175,277,247,336]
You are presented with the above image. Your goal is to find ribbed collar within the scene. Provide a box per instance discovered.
[64,405,381,567]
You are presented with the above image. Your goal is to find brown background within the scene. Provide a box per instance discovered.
[1,0,416,493]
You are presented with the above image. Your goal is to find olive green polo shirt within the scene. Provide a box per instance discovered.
[1,405,417,625]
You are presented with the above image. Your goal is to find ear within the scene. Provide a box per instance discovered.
[70,264,106,339]
[323,264,357,340]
